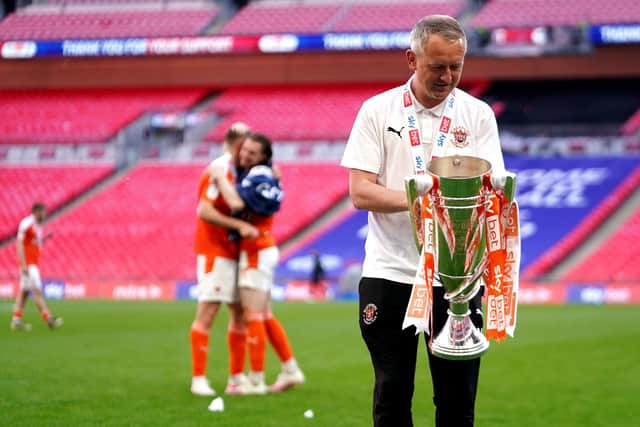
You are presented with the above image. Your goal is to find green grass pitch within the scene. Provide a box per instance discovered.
[1,300,639,426]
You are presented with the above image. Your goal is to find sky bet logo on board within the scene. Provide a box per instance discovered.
[409,129,421,146]
[436,133,446,147]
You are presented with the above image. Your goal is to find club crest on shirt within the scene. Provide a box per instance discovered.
[451,126,470,148]
[362,303,378,325]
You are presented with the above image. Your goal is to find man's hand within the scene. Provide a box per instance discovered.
[238,223,259,239]
[20,265,28,276]
[272,164,283,180]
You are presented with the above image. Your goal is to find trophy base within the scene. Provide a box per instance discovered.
[430,310,489,360]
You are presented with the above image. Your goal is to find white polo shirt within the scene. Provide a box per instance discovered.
[341,81,505,285]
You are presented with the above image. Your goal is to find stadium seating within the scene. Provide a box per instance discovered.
[219,1,464,35]
[0,88,207,144]
[559,167,640,283]
[331,1,463,33]
[561,204,640,282]
[471,0,640,28]
[0,5,218,40]
[0,162,348,281]
[481,79,640,132]
[0,164,114,242]
[218,3,341,35]
[203,84,394,142]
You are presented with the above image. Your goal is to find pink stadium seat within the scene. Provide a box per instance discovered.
[562,203,640,282]
[0,8,219,40]
[0,164,114,241]
[0,162,348,281]
[0,88,207,144]
[203,84,395,142]
[274,163,349,243]
[471,0,640,28]
[219,3,341,35]
[332,2,463,32]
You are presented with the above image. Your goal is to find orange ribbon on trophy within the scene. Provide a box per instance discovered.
[403,168,520,345]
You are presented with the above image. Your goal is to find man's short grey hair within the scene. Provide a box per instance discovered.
[409,15,467,53]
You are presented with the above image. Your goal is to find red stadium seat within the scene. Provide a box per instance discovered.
[332,2,463,32]
[0,162,348,281]
[562,204,640,282]
[0,164,114,241]
[0,88,207,144]
[218,4,341,35]
[0,7,219,40]
[471,0,640,28]
[203,84,395,142]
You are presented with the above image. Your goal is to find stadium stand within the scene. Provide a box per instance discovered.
[331,1,463,33]
[218,3,341,35]
[0,88,207,144]
[218,0,465,35]
[0,162,348,281]
[621,108,640,136]
[0,2,218,40]
[203,84,395,142]
[471,0,640,28]
[523,164,640,280]
[0,164,114,241]
[557,167,640,283]
[482,79,640,136]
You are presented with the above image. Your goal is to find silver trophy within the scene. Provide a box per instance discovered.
[406,156,515,360]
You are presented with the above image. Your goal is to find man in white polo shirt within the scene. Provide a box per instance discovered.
[341,15,506,427]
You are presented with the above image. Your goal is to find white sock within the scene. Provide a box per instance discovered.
[282,358,298,372]
[228,373,246,384]
[249,371,265,383]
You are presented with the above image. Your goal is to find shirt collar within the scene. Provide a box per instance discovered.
[409,87,449,118]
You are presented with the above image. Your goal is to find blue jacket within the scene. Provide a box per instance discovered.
[237,165,283,216]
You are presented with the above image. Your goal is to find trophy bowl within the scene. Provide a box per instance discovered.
[428,156,491,360]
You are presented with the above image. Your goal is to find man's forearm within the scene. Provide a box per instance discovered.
[350,179,408,213]
[16,240,26,270]
[216,177,245,212]
[196,200,244,231]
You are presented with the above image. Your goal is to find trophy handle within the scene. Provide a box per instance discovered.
[490,171,517,202]
[404,175,434,252]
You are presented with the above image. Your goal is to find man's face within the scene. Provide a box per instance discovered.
[407,33,465,108]
[238,138,266,169]
[34,208,46,223]
[230,135,248,164]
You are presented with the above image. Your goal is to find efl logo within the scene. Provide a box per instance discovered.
[409,129,421,146]
[439,116,451,133]
[487,215,500,251]
[403,91,412,107]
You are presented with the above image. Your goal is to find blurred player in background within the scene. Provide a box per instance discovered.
[190,122,260,396]
[213,133,305,394]
[11,202,63,331]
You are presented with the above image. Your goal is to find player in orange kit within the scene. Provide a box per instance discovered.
[189,122,259,396]
[213,133,305,394]
[10,202,63,331]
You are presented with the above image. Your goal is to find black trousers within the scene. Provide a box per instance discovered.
[359,277,483,427]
